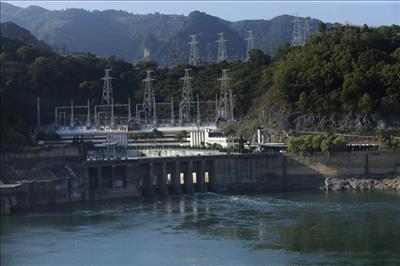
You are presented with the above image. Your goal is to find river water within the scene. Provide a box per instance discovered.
[1,191,400,265]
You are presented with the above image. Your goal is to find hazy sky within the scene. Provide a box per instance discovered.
[5,1,400,26]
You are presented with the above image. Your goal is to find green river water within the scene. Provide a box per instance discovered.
[1,191,399,265]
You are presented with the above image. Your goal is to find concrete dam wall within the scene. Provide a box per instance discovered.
[1,150,399,214]
[83,150,400,201]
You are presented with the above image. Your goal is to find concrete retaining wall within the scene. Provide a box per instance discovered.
[1,146,80,160]
[290,151,400,177]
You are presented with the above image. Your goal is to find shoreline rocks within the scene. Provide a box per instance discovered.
[323,176,400,191]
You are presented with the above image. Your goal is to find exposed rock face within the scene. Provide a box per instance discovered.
[261,104,400,132]
[323,176,400,191]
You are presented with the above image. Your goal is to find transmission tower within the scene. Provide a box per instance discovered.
[87,99,91,127]
[36,97,41,129]
[170,96,175,126]
[245,30,256,61]
[143,47,151,61]
[101,69,114,105]
[70,100,74,127]
[196,94,200,126]
[216,33,227,63]
[188,34,200,66]
[302,18,311,44]
[291,14,304,46]
[142,70,156,124]
[179,69,194,124]
[217,69,234,122]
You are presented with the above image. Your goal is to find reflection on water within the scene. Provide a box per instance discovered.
[1,192,400,265]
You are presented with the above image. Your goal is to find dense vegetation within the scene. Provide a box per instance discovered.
[287,135,348,155]
[264,24,400,117]
[1,3,320,65]
[1,23,399,147]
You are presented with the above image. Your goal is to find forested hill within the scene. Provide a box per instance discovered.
[256,24,400,134]
[0,21,50,50]
[1,23,399,146]
[0,2,322,65]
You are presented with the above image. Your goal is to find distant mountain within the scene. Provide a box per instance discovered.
[0,21,49,49]
[0,2,321,65]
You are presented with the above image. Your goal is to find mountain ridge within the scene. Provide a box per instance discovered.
[0,21,51,50]
[0,2,321,65]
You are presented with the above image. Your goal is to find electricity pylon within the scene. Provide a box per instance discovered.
[142,70,156,124]
[216,33,227,63]
[291,14,303,46]
[245,30,256,61]
[188,34,200,66]
[217,69,234,122]
[179,69,194,124]
[101,69,113,105]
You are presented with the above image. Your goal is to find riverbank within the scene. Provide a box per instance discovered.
[323,176,400,191]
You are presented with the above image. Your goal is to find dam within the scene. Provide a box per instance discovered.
[2,146,399,214]
[84,150,400,201]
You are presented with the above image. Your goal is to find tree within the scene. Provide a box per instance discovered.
[341,72,367,109]
[320,136,334,155]
[311,135,323,151]
[332,136,348,152]
[297,92,309,113]
[16,45,41,62]
[247,49,271,68]
[152,128,163,138]
[358,93,373,115]
[317,22,327,33]
[176,130,188,141]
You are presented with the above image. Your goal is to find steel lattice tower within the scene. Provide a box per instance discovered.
[143,47,151,61]
[179,69,194,124]
[245,30,256,61]
[101,69,114,105]
[142,70,156,124]
[188,34,200,66]
[302,18,311,44]
[217,69,234,122]
[291,14,303,46]
[36,97,41,129]
[216,33,227,63]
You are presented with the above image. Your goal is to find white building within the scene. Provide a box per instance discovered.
[190,128,232,148]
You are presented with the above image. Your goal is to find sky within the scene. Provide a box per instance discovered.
[4,1,400,27]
